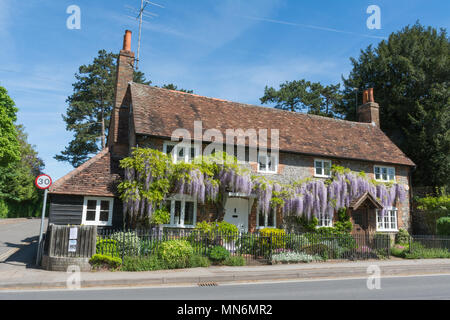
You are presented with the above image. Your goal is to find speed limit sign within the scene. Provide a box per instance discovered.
[35,174,52,190]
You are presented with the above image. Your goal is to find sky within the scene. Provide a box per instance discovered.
[0,0,449,181]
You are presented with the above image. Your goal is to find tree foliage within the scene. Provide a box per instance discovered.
[0,86,20,167]
[56,50,196,168]
[260,80,342,117]
[161,83,194,94]
[337,23,450,188]
[55,50,151,168]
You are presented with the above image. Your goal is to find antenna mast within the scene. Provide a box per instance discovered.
[126,0,164,70]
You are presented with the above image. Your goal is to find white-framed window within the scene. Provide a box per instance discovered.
[82,197,114,226]
[374,165,395,182]
[376,207,398,231]
[257,152,278,174]
[314,159,332,178]
[317,214,333,227]
[163,141,200,163]
[162,195,197,228]
[257,207,277,229]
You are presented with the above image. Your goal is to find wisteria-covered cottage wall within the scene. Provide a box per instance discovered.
[134,136,412,233]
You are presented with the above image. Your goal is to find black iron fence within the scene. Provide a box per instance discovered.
[96,228,391,264]
[410,235,450,252]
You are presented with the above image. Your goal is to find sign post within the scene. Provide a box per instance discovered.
[35,174,52,265]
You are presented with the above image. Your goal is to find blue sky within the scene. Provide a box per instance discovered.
[0,0,448,181]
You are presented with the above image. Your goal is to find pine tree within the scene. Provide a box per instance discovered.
[55,50,151,167]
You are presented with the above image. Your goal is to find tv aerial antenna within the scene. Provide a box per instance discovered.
[125,0,164,69]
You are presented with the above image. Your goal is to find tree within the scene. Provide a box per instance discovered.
[55,50,151,168]
[337,23,450,188]
[260,80,342,117]
[161,83,194,94]
[0,86,20,167]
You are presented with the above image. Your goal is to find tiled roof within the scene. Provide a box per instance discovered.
[49,148,122,197]
[130,83,415,167]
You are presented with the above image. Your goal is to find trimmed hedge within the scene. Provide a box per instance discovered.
[89,254,122,269]
[437,217,450,236]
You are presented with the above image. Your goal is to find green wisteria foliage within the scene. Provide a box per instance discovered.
[119,148,407,226]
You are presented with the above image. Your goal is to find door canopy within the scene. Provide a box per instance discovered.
[349,192,384,211]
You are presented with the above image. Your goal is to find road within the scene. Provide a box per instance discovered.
[0,218,47,270]
[1,274,450,300]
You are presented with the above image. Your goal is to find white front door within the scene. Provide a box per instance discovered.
[224,198,249,232]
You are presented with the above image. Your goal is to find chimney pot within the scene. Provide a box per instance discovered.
[358,88,380,127]
[368,88,374,102]
[123,30,132,51]
[363,90,369,104]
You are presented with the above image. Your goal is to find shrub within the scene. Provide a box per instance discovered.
[110,231,141,256]
[223,255,246,266]
[404,246,450,259]
[208,245,230,262]
[285,234,310,251]
[0,200,8,219]
[121,255,166,271]
[301,243,330,259]
[271,251,322,263]
[214,221,239,234]
[188,254,211,268]
[96,239,120,257]
[437,217,450,236]
[395,229,410,244]
[157,240,194,269]
[235,234,260,255]
[259,228,286,252]
[391,244,408,258]
[89,254,122,270]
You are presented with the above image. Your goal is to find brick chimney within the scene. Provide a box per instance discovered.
[358,88,380,127]
[108,30,135,155]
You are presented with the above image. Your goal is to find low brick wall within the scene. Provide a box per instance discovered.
[42,255,92,272]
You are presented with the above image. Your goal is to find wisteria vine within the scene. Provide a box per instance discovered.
[118,149,407,224]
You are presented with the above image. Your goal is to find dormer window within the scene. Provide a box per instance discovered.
[163,142,199,163]
[374,166,395,182]
[314,159,332,178]
[257,152,278,174]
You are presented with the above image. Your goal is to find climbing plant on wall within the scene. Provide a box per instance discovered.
[118,148,407,227]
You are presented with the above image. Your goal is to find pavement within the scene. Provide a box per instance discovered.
[1,218,450,292]
[1,258,450,291]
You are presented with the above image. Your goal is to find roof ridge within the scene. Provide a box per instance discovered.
[130,82,373,127]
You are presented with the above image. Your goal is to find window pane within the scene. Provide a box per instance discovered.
[388,168,395,181]
[86,210,96,221]
[87,200,96,210]
[184,201,194,226]
[100,211,109,222]
[100,201,109,211]
[382,168,388,181]
[165,145,174,155]
[258,212,265,227]
[268,209,275,227]
[174,201,182,225]
[258,155,267,171]
[324,162,331,176]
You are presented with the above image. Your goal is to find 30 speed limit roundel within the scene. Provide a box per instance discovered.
[35,174,52,190]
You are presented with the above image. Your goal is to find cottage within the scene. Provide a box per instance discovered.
[48,30,415,235]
